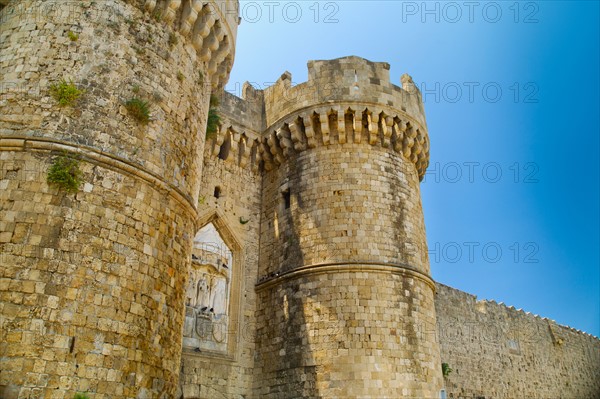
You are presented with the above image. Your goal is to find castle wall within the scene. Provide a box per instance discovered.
[0,1,236,398]
[2,2,597,395]
[178,88,263,399]
[435,283,600,398]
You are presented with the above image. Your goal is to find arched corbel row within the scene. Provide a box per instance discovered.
[249,139,260,173]
[180,0,203,36]
[288,117,307,152]
[261,107,431,180]
[141,0,235,89]
[238,134,248,168]
[205,121,263,173]
[192,4,217,49]
[276,126,294,158]
[259,139,274,171]
[203,105,431,179]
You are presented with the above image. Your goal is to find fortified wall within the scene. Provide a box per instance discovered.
[1,1,599,398]
[435,283,600,398]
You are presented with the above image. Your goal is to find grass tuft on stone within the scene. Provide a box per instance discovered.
[49,79,83,107]
[441,362,452,377]
[47,153,83,194]
[206,94,220,140]
[125,97,151,125]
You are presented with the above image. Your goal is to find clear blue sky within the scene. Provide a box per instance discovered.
[227,1,600,336]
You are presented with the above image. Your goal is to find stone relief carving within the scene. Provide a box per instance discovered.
[182,223,232,353]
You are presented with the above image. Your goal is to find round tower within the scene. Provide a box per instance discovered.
[254,57,443,398]
[0,1,237,397]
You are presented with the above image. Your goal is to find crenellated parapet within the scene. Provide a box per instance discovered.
[207,56,430,179]
[127,0,239,88]
[259,57,429,179]
[206,83,265,173]
[263,57,426,126]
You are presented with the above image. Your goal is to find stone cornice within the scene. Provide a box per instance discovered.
[255,261,437,293]
[0,135,199,229]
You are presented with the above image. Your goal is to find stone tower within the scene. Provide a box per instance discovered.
[0,0,237,397]
[253,57,443,397]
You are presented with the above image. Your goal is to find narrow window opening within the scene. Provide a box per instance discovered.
[283,190,291,209]
[214,186,221,198]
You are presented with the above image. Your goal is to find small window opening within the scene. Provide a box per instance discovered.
[214,186,221,198]
[283,190,291,209]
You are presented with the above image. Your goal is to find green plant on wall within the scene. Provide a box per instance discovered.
[67,31,79,41]
[67,30,79,41]
[49,79,83,107]
[125,97,151,125]
[168,32,178,47]
[206,94,220,140]
[441,362,452,377]
[47,153,83,194]
[73,393,90,399]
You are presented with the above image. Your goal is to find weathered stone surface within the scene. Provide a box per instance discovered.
[1,2,599,398]
[0,0,237,397]
[436,283,600,398]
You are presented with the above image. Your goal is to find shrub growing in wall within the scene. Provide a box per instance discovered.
[47,153,83,194]
[206,94,220,139]
[49,79,83,107]
[442,362,452,377]
[125,97,151,124]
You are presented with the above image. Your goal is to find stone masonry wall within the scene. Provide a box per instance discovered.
[177,87,263,399]
[254,145,442,398]
[2,4,598,396]
[257,145,430,277]
[435,283,600,398]
[0,1,237,398]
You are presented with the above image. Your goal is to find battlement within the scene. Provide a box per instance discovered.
[219,83,265,133]
[259,57,429,179]
[263,56,426,128]
[208,56,430,179]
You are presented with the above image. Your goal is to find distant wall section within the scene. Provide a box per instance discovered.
[435,283,600,398]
